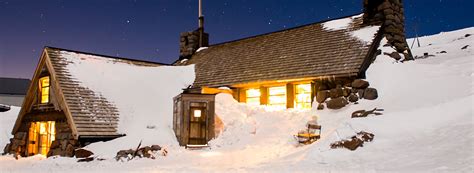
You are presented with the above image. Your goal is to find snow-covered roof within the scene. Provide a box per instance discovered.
[41,47,195,137]
[176,13,382,87]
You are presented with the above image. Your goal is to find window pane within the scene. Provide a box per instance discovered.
[268,86,286,109]
[246,89,261,97]
[295,84,312,110]
[39,77,50,104]
[246,89,261,105]
[246,97,260,106]
[296,84,311,94]
[269,86,286,95]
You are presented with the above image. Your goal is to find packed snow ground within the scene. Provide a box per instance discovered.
[1,27,473,172]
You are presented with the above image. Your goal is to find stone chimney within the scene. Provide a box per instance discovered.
[179,29,209,60]
[179,0,209,60]
[363,0,413,60]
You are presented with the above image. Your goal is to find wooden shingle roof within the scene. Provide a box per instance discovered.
[46,47,165,137]
[177,14,382,88]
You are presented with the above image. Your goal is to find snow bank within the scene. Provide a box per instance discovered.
[0,106,20,150]
[62,51,195,157]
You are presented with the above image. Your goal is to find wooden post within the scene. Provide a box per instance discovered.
[286,83,294,108]
[260,86,268,105]
[238,88,246,103]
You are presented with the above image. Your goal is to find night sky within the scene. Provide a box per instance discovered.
[0,0,472,79]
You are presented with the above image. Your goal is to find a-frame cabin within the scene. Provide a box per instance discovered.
[4,47,164,157]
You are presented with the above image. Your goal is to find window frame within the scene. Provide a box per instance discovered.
[267,86,287,109]
[294,83,312,110]
[38,76,50,104]
[245,88,261,106]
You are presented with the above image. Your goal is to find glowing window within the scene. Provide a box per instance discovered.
[39,76,50,104]
[268,86,287,109]
[245,88,261,105]
[28,121,55,156]
[295,84,312,109]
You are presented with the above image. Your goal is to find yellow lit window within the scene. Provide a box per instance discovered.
[295,84,312,109]
[28,121,55,156]
[246,88,261,106]
[268,86,286,109]
[39,76,50,104]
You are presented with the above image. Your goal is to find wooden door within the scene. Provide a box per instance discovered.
[188,107,207,145]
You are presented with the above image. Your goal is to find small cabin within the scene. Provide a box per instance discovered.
[173,93,215,147]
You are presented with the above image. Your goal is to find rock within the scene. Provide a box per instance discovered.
[342,88,351,97]
[77,157,94,162]
[342,137,364,151]
[75,149,94,158]
[351,79,370,89]
[3,143,10,154]
[363,88,378,100]
[317,103,324,110]
[384,52,401,60]
[351,88,358,94]
[69,140,78,146]
[358,131,375,142]
[151,145,162,151]
[329,87,343,99]
[66,144,75,157]
[326,97,349,109]
[14,132,26,140]
[358,89,365,99]
[316,90,329,103]
[348,94,359,103]
[60,140,68,150]
[48,148,62,157]
[50,141,60,149]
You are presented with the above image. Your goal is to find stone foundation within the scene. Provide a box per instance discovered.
[3,121,80,157]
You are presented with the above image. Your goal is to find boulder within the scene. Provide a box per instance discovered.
[75,149,94,158]
[348,94,359,103]
[317,103,324,110]
[3,143,10,155]
[342,137,364,151]
[363,88,378,100]
[351,79,370,89]
[342,88,351,97]
[151,145,162,151]
[66,144,75,157]
[50,140,60,149]
[329,87,344,99]
[316,90,329,103]
[385,52,402,60]
[358,89,365,99]
[326,97,349,109]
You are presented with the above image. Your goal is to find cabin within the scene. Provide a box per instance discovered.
[174,0,411,110]
[3,47,166,157]
[4,0,412,155]
[0,78,31,107]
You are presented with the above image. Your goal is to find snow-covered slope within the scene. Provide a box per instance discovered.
[0,27,472,172]
[0,106,20,151]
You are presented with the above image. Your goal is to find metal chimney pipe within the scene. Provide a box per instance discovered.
[198,0,203,28]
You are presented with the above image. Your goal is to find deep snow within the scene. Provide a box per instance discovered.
[0,27,473,172]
